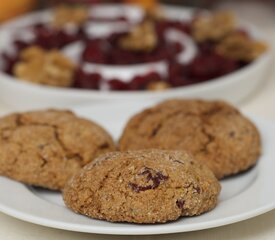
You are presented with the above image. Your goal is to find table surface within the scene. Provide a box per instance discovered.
[1,2,275,239]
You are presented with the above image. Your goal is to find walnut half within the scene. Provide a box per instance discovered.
[192,11,235,42]
[119,21,158,52]
[216,33,268,62]
[13,46,76,87]
[52,5,89,28]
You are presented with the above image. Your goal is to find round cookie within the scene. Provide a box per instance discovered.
[119,99,261,179]
[0,109,116,190]
[63,149,221,224]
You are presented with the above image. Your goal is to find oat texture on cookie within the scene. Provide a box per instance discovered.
[0,109,116,190]
[119,99,261,179]
[63,150,221,223]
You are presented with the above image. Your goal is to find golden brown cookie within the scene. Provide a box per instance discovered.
[119,99,261,179]
[63,149,221,223]
[0,109,116,190]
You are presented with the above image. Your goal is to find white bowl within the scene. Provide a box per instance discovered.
[0,5,272,110]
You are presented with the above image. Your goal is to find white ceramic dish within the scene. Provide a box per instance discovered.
[0,101,274,235]
[0,5,272,110]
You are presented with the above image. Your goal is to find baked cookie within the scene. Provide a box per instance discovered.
[0,109,116,190]
[63,149,221,224]
[119,99,261,179]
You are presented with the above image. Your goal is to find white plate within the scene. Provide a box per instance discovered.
[0,101,275,235]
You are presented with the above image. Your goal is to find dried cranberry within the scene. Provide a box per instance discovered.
[108,79,129,91]
[219,57,239,76]
[128,167,169,193]
[108,48,137,65]
[187,52,238,81]
[155,21,170,36]
[1,53,18,75]
[194,186,201,193]
[56,30,79,47]
[32,25,79,49]
[129,75,148,90]
[107,32,126,46]
[197,41,215,54]
[33,26,56,49]
[130,72,162,90]
[76,26,87,40]
[171,21,191,34]
[176,199,185,209]
[167,61,196,87]
[73,68,101,89]
[82,39,107,63]
[13,40,30,51]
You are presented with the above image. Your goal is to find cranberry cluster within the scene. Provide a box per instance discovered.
[82,33,183,65]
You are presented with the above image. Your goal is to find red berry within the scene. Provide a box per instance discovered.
[82,39,106,63]
[108,79,129,90]
[1,53,18,75]
[73,68,101,89]
[130,72,162,90]
[188,53,238,81]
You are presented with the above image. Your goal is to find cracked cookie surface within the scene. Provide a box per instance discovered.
[63,149,220,223]
[0,109,116,190]
[119,99,261,179]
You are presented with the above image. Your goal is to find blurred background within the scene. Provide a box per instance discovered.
[1,0,275,21]
[1,0,274,38]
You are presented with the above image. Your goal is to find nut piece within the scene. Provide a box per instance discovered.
[119,21,158,52]
[14,46,76,87]
[216,33,268,62]
[52,5,88,28]
[146,6,166,21]
[146,81,171,91]
[192,11,235,42]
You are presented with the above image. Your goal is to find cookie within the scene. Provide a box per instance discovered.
[63,149,221,224]
[0,109,116,190]
[119,99,261,179]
